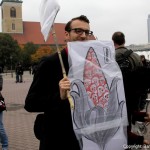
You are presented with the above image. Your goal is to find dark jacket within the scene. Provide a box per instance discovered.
[24,49,80,150]
[16,65,23,75]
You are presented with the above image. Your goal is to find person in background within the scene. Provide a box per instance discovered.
[24,15,93,150]
[31,63,38,75]
[28,66,32,75]
[15,63,24,83]
[139,55,150,110]
[0,64,4,73]
[112,31,150,146]
[0,71,8,150]
[140,55,150,68]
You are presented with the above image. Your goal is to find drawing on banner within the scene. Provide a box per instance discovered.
[70,47,125,150]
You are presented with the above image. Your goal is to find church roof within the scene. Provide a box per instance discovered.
[10,21,95,45]
[0,0,23,6]
[10,21,67,45]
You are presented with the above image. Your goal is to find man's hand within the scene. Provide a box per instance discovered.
[144,112,150,122]
[143,139,150,145]
[59,77,70,100]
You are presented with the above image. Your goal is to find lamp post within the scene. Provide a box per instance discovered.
[10,56,13,78]
[4,59,7,75]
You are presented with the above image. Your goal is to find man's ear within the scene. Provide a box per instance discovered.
[65,31,70,41]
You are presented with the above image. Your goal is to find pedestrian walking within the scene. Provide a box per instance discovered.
[15,63,24,83]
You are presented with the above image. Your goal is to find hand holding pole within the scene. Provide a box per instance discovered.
[52,27,74,109]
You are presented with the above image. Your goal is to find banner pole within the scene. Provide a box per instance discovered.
[52,27,74,109]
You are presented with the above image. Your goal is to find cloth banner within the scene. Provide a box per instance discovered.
[39,0,60,41]
[67,40,128,150]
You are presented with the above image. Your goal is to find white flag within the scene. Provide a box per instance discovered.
[40,0,60,41]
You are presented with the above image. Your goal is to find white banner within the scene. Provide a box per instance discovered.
[68,40,128,150]
[39,0,60,41]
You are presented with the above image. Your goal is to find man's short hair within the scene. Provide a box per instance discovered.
[140,55,145,59]
[112,31,125,45]
[65,15,90,32]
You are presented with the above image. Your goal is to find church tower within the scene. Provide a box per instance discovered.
[0,0,23,33]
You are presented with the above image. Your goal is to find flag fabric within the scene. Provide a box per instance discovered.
[39,0,60,41]
[67,40,128,150]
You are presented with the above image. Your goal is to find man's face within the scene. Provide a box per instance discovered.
[65,20,91,42]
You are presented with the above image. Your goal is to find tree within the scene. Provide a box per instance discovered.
[21,42,39,69]
[0,33,21,69]
[31,46,52,62]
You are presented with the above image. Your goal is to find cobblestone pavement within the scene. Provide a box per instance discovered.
[1,72,150,150]
[1,72,39,150]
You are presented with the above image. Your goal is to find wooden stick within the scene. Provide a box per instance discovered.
[52,27,74,109]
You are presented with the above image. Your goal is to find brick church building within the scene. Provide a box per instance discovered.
[0,0,95,46]
[0,0,67,46]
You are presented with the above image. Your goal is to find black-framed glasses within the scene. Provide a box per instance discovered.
[69,28,93,36]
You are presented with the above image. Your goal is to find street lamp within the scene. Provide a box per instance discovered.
[10,56,13,78]
[4,59,7,75]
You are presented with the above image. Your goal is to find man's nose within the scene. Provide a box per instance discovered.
[80,32,87,38]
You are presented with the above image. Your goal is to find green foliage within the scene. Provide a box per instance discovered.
[0,33,21,69]
[31,45,52,62]
[0,33,65,71]
[20,42,39,68]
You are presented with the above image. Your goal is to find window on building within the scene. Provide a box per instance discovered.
[2,9,3,19]
[10,7,16,18]
[12,23,15,30]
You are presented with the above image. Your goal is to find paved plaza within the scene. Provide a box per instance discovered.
[1,72,39,150]
[1,71,150,150]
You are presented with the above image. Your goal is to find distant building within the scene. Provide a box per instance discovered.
[0,0,67,46]
[124,14,150,60]
[148,14,150,43]
[127,43,150,60]
[8,22,67,46]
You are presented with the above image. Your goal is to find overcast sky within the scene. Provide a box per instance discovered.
[1,0,150,46]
